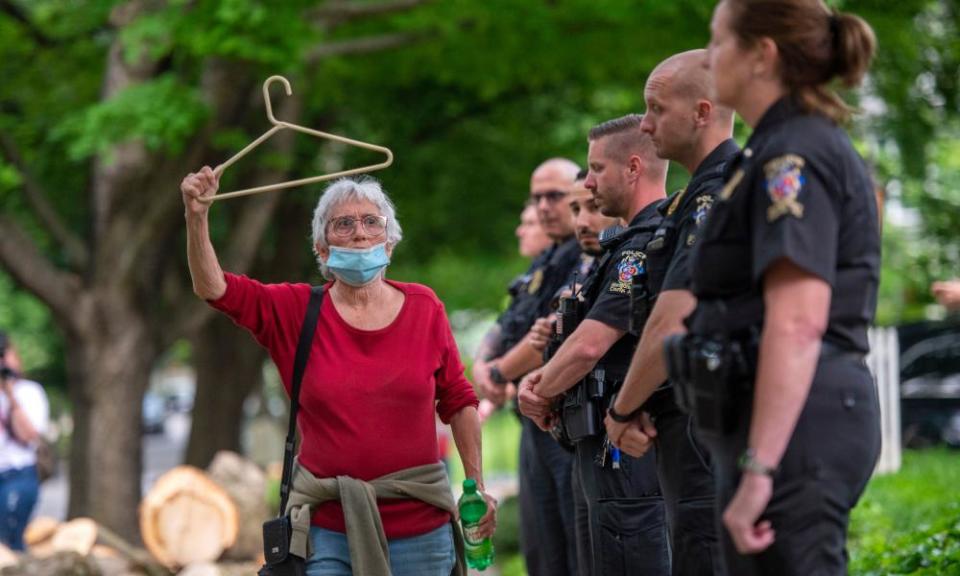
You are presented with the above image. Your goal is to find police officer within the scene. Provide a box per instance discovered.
[500,170,620,377]
[602,49,739,575]
[478,158,582,576]
[523,169,622,576]
[473,202,552,421]
[519,115,671,576]
[671,2,880,574]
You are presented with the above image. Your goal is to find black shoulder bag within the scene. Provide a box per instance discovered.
[258,285,325,576]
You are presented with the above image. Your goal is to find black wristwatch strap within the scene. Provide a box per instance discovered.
[488,364,508,385]
[607,402,640,423]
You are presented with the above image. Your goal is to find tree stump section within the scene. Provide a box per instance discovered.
[23,516,60,557]
[140,466,239,568]
[0,544,17,569]
[50,518,99,556]
[205,451,269,561]
[0,551,100,576]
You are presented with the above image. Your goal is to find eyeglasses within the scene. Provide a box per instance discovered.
[329,214,388,237]
[530,190,569,205]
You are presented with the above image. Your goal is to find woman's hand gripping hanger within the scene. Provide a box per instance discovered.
[199,75,394,203]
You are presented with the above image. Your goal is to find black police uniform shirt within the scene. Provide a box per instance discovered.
[581,201,665,375]
[690,97,880,353]
[496,236,582,354]
[494,253,548,358]
[645,139,740,295]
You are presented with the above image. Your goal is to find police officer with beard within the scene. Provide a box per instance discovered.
[519,115,671,576]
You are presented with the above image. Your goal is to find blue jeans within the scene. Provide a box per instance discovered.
[0,465,39,551]
[305,522,456,576]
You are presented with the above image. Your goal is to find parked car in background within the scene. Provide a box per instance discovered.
[898,318,960,448]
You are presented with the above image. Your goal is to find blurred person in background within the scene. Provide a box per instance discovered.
[476,202,553,422]
[932,280,960,312]
[0,330,49,551]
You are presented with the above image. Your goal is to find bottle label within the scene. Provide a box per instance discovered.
[463,524,484,545]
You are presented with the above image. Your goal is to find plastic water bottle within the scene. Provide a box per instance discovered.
[458,478,495,571]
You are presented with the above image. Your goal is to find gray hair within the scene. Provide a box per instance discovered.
[311,176,403,279]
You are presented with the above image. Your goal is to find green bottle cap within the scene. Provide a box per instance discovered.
[463,478,477,493]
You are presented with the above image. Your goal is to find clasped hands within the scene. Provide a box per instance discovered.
[517,371,658,460]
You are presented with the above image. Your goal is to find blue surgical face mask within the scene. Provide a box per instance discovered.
[324,243,391,286]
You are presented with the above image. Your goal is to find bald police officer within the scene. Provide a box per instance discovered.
[479,159,582,576]
[603,50,739,576]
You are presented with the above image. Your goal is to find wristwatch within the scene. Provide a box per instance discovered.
[607,402,639,423]
[738,448,778,477]
[488,364,508,386]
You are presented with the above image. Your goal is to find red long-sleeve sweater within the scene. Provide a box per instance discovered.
[210,272,478,538]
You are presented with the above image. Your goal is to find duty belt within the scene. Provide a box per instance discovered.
[559,367,625,444]
[667,332,867,437]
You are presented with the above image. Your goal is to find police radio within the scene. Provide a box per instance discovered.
[547,275,584,451]
[555,283,585,348]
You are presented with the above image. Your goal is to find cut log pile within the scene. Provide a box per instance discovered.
[0,451,276,576]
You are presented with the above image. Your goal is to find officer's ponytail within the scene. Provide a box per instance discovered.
[724,0,876,124]
[832,10,876,89]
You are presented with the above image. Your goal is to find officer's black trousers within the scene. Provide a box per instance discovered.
[649,393,722,576]
[519,417,578,576]
[574,434,671,576]
[707,356,881,576]
[571,456,593,576]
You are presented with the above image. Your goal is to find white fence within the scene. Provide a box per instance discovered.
[867,326,901,474]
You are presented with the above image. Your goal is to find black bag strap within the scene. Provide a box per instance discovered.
[278,285,325,516]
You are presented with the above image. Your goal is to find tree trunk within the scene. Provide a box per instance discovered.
[184,316,265,469]
[66,302,155,540]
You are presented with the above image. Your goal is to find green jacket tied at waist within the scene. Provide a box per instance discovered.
[286,460,466,576]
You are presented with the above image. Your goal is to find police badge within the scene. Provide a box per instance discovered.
[528,268,544,294]
[764,154,806,222]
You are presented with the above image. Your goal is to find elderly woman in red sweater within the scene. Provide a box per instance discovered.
[181,167,494,576]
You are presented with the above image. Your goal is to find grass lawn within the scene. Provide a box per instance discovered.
[849,448,960,575]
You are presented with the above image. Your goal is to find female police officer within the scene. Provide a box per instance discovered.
[678,1,881,574]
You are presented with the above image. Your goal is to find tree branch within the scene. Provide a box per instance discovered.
[0,0,53,47]
[312,0,431,26]
[306,30,429,62]
[0,215,88,332]
[0,133,90,269]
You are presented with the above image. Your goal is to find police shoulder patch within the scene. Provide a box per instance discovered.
[763,154,806,222]
[608,250,646,294]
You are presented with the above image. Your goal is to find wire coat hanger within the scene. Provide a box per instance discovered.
[201,75,394,203]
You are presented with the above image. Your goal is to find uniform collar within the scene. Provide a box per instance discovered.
[628,199,663,228]
[662,138,741,217]
[750,96,803,143]
[693,138,740,181]
[550,235,580,262]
